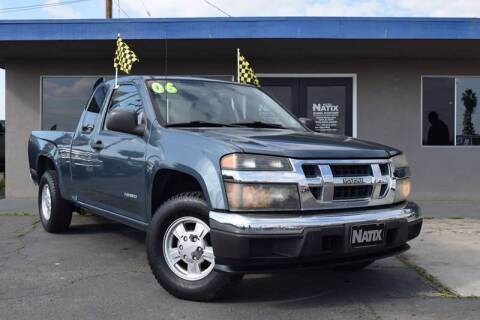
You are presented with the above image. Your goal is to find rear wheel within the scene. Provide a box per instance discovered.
[147,192,243,301]
[38,170,73,233]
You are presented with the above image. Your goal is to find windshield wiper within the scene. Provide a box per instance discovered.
[230,121,285,129]
[166,121,236,128]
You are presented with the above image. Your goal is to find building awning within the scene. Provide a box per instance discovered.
[1,17,480,41]
[1,17,480,66]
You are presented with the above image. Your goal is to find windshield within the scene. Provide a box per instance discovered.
[146,79,304,130]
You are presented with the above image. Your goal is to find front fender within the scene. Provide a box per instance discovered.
[146,155,228,214]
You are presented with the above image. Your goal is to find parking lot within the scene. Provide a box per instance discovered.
[1,210,479,320]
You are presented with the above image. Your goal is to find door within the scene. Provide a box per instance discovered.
[71,84,108,201]
[83,83,148,221]
[262,77,354,136]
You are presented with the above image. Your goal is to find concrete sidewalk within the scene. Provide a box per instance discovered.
[404,218,480,297]
[0,197,37,214]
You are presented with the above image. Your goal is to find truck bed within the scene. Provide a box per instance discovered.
[28,131,73,184]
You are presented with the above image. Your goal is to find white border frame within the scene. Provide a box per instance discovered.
[257,73,358,137]
[421,75,480,148]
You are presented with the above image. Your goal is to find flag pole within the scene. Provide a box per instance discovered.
[114,33,120,88]
[236,48,240,83]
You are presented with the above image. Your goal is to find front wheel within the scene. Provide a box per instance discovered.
[147,192,243,301]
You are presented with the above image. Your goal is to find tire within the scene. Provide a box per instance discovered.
[38,170,73,233]
[147,192,243,301]
[334,260,374,271]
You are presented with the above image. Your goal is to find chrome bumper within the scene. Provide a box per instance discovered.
[209,202,421,235]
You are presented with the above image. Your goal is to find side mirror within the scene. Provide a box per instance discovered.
[106,109,145,136]
[298,117,316,131]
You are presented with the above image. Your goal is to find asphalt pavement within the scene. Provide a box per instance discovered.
[1,214,479,320]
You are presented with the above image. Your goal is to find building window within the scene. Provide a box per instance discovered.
[41,76,104,131]
[422,76,480,146]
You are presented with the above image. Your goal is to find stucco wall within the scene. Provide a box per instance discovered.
[5,57,480,200]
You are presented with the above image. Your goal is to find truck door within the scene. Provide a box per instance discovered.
[71,84,108,202]
[85,83,148,221]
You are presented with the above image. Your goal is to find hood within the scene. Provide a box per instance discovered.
[181,128,400,159]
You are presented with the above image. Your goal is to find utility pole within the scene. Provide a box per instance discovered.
[106,0,112,18]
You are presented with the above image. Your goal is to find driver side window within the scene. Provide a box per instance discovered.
[81,85,106,133]
[104,84,145,131]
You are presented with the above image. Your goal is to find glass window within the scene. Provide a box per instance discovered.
[422,77,455,145]
[456,78,480,145]
[105,84,145,130]
[86,85,106,114]
[262,86,293,111]
[306,85,347,135]
[81,85,107,133]
[422,76,480,146]
[42,77,102,131]
[147,79,304,130]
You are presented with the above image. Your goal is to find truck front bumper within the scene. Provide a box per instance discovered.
[209,202,422,273]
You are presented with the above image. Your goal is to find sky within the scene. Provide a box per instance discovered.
[1,0,480,120]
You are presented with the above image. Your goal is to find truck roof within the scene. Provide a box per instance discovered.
[104,76,254,87]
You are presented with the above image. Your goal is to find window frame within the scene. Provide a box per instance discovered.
[421,75,480,148]
[78,84,109,133]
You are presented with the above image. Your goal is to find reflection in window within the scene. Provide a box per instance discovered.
[456,79,480,145]
[42,77,103,131]
[106,84,144,130]
[422,77,454,145]
[422,76,480,146]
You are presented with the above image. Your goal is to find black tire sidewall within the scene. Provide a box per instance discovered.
[38,170,72,233]
[147,193,241,301]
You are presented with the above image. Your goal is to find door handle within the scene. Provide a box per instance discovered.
[82,125,94,133]
[91,140,104,150]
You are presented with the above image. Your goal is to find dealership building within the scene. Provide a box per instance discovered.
[1,17,480,200]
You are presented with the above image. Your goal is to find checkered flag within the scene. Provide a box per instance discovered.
[113,36,139,74]
[238,53,260,87]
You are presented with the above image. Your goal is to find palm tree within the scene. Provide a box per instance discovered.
[462,89,478,135]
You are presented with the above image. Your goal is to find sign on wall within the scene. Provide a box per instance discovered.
[311,102,342,133]
[307,85,347,135]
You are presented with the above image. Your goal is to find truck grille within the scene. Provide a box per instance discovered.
[334,185,372,200]
[301,162,391,203]
[330,164,372,177]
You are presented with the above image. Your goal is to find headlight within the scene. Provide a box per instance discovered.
[394,178,411,202]
[221,153,292,171]
[391,153,411,202]
[224,182,300,211]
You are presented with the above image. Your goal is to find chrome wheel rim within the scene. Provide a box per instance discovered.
[41,184,52,221]
[163,216,215,281]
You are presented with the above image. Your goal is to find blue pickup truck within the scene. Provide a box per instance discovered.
[28,76,422,301]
